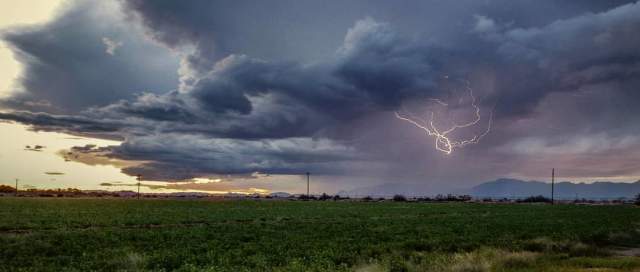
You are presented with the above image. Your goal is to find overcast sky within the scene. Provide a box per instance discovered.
[1,0,640,194]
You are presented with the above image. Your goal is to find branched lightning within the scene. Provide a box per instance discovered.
[395,79,493,155]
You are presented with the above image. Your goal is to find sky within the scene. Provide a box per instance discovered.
[1,0,640,195]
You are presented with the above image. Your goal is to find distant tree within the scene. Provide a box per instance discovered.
[635,193,640,206]
[319,193,332,201]
[393,194,407,202]
[0,185,15,193]
[362,196,373,202]
[519,195,551,203]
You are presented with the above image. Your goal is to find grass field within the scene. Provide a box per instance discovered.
[1,198,639,271]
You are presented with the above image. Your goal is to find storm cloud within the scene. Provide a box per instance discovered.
[2,0,640,186]
[1,0,179,113]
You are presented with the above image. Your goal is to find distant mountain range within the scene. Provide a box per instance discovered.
[339,178,640,199]
[471,178,640,199]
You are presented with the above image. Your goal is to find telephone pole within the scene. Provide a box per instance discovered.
[551,168,555,205]
[306,172,310,198]
[136,174,142,199]
[15,178,18,197]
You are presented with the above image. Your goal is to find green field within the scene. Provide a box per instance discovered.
[1,198,639,271]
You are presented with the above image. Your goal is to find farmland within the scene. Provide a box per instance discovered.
[1,198,639,271]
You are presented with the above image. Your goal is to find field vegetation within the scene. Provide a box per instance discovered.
[1,198,639,271]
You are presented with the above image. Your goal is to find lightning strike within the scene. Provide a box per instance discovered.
[395,79,493,155]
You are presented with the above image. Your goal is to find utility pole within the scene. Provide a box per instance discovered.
[136,174,142,199]
[551,168,555,205]
[306,172,310,198]
[15,178,18,197]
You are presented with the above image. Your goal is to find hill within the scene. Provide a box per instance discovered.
[471,178,640,199]
[339,178,640,199]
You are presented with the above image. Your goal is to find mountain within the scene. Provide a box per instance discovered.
[471,178,640,199]
[339,178,640,199]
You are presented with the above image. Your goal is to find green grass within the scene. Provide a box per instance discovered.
[0,198,639,271]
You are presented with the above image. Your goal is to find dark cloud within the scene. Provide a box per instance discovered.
[0,0,179,113]
[120,0,633,61]
[0,18,446,139]
[476,2,640,118]
[0,111,127,140]
[2,0,640,187]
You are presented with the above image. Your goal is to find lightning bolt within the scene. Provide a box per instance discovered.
[395,79,493,155]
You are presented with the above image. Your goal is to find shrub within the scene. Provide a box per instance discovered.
[319,193,332,201]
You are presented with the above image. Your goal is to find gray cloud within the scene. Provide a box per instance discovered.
[0,0,179,113]
[65,135,358,181]
[0,111,128,140]
[482,2,640,117]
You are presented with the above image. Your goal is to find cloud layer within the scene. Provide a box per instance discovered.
[2,0,640,188]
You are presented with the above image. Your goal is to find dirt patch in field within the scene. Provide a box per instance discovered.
[612,247,640,257]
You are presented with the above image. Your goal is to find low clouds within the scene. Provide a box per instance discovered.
[2,0,640,186]
[0,111,128,140]
[56,135,357,181]
[24,145,45,152]
[473,15,498,33]
[111,135,358,180]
